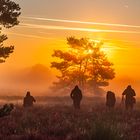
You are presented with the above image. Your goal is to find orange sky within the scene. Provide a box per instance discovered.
[0,0,140,96]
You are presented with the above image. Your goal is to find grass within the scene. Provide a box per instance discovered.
[0,101,140,140]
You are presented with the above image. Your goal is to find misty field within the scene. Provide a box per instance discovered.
[0,97,140,140]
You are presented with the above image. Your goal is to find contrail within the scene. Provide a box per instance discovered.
[22,16,140,29]
[20,23,140,34]
[6,32,55,40]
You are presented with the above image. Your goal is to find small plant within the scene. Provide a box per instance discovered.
[0,103,14,117]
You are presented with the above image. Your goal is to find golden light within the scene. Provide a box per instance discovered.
[100,45,116,59]
[101,47,110,54]
[84,49,93,55]
[87,49,93,54]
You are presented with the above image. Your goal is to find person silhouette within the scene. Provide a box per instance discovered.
[23,91,36,108]
[106,91,116,109]
[122,85,136,110]
[70,85,82,109]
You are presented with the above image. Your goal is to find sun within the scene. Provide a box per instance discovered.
[100,44,115,59]
[101,47,110,54]
[84,49,93,55]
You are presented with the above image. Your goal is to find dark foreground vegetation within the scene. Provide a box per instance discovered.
[0,101,140,140]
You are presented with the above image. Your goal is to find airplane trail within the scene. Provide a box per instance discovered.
[20,23,140,34]
[23,16,140,29]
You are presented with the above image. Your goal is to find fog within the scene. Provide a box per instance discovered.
[0,64,56,96]
[0,63,139,97]
[105,76,140,97]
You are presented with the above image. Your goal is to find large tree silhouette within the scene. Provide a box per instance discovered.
[0,0,21,63]
[51,37,115,94]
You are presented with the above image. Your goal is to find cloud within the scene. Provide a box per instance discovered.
[124,5,129,8]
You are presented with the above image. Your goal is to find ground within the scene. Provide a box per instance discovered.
[0,97,140,140]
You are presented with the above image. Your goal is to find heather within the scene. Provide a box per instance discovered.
[0,100,140,140]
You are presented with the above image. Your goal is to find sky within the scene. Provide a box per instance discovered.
[0,0,140,96]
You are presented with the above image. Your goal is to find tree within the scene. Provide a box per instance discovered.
[0,0,21,63]
[0,34,14,63]
[51,37,115,94]
[0,0,21,28]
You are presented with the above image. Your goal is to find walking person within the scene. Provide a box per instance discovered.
[23,91,36,108]
[70,85,82,109]
[122,85,136,110]
[106,91,116,109]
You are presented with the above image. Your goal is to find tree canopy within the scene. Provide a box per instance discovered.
[0,34,14,63]
[51,37,115,94]
[0,0,21,63]
[0,0,21,28]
